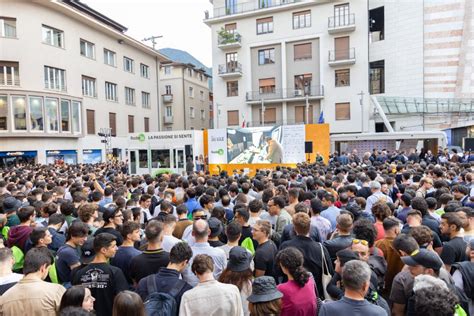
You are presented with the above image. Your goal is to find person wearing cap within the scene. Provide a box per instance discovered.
[247,276,283,316]
[182,219,227,287]
[72,233,128,316]
[2,196,21,227]
[219,246,253,316]
[93,204,124,246]
[326,249,360,300]
[320,260,387,316]
[180,254,243,316]
[365,181,392,214]
[207,216,225,247]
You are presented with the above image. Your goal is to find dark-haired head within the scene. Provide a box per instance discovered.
[276,247,310,287]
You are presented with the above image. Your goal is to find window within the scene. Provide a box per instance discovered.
[334,36,350,60]
[259,78,276,94]
[128,115,134,133]
[42,25,64,48]
[12,96,26,131]
[0,95,8,130]
[151,149,170,168]
[0,17,16,38]
[200,91,204,101]
[293,10,311,29]
[294,74,312,94]
[45,97,59,132]
[60,99,70,132]
[188,68,193,77]
[29,97,44,131]
[294,43,312,60]
[199,73,203,81]
[139,63,150,78]
[44,66,66,91]
[225,23,237,34]
[257,17,273,35]
[109,112,116,136]
[225,0,238,15]
[80,39,95,59]
[227,81,238,97]
[105,82,118,101]
[370,60,385,94]
[139,150,148,168]
[81,76,96,97]
[86,109,95,134]
[335,69,350,87]
[335,102,350,120]
[142,92,150,108]
[188,86,194,98]
[369,6,384,42]
[0,61,20,86]
[164,66,171,75]
[190,107,195,118]
[259,107,276,124]
[258,48,275,65]
[165,106,172,117]
[144,117,150,132]
[227,110,239,126]
[72,101,81,134]
[295,105,313,124]
[333,3,350,27]
[104,49,116,66]
[201,110,206,120]
[123,57,134,73]
[165,85,172,94]
[259,0,272,8]
[125,87,135,105]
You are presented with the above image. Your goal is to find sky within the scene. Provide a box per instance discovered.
[86,0,213,66]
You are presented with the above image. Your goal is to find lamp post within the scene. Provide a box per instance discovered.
[98,128,112,162]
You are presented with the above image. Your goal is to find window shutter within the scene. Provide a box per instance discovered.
[294,43,312,60]
[227,110,239,126]
[86,110,95,135]
[335,102,351,120]
[109,112,116,136]
[128,115,134,133]
[144,117,149,132]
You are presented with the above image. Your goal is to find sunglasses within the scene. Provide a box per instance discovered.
[193,215,207,220]
[352,239,369,246]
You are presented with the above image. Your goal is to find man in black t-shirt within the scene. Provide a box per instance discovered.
[252,220,277,279]
[129,220,170,285]
[72,233,128,316]
[93,205,124,246]
[439,212,467,272]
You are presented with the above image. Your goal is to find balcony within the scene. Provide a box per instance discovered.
[217,31,242,50]
[163,115,173,124]
[205,0,300,20]
[246,85,324,104]
[218,62,242,79]
[328,14,356,34]
[162,94,173,103]
[328,48,356,67]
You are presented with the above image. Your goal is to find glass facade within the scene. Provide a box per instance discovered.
[0,96,7,131]
[45,98,59,132]
[12,96,26,131]
[29,96,43,131]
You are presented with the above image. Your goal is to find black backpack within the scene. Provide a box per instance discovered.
[144,275,186,316]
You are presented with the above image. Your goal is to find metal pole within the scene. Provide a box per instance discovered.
[261,98,265,126]
[305,94,309,124]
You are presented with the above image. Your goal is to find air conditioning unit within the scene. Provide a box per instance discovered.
[294,89,304,97]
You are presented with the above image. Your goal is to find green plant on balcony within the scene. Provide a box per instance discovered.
[217,28,240,44]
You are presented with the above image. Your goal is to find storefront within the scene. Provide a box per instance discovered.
[0,151,37,167]
[46,150,78,165]
[82,149,102,164]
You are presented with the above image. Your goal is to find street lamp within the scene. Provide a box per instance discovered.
[98,128,112,162]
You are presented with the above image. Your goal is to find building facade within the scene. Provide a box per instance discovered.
[0,0,168,165]
[159,61,212,130]
[206,0,474,144]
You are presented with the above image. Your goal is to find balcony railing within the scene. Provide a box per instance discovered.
[163,115,173,124]
[218,31,242,46]
[328,13,355,29]
[162,94,173,103]
[246,85,324,102]
[328,48,356,63]
[218,62,242,75]
[206,0,300,19]
[245,118,317,127]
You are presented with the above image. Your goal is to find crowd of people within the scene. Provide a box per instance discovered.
[0,147,472,316]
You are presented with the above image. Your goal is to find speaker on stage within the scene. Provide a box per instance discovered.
[305,141,313,154]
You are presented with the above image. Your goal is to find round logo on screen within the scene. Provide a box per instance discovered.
[217,149,224,155]
[138,133,146,142]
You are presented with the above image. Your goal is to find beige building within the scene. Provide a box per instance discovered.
[0,0,168,165]
[159,61,211,130]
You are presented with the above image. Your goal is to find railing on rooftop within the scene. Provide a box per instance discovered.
[206,0,300,19]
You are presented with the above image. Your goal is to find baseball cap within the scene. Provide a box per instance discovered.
[401,249,443,271]
[2,196,22,213]
[80,237,95,264]
[208,217,223,238]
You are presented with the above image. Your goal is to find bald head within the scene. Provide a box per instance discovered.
[192,219,210,241]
